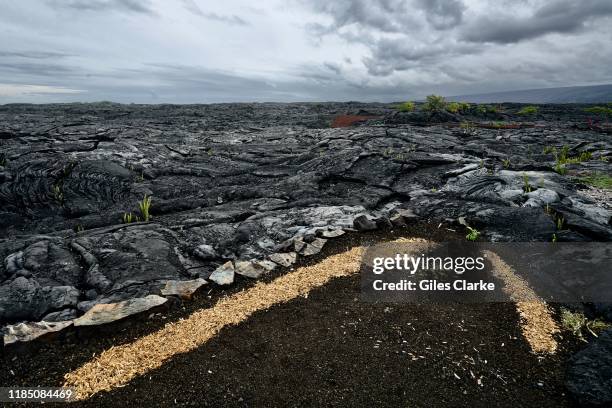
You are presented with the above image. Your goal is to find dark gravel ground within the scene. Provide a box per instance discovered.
[76,277,578,408]
[0,223,582,407]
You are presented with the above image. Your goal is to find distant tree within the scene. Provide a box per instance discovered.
[423,95,447,112]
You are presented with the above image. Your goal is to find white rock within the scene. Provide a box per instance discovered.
[523,188,560,208]
[299,238,327,256]
[320,228,345,238]
[269,252,297,267]
[194,244,218,260]
[208,261,235,285]
[235,260,276,279]
[73,295,167,326]
[161,278,207,300]
[3,320,73,346]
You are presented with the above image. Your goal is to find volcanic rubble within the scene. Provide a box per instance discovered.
[0,102,610,345]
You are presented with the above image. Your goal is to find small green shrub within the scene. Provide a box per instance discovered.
[466,226,480,241]
[554,162,567,175]
[397,101,415,112]
[475,104,498,115]
[138,194,152,222]
[446,102,471,113]
[584,106,612,117]
[561,148,591,163]
[551,233,557,243]
[458,102,471,112]
[578,151,592,162]
[502,158,511,168]
[518,105,539,115]
[555,145,570,163]
[561,308,610,342]
[0,153,6,166]
[423,95,447,112]
[446,102,460,113]
[578,173,612,190]
[550,145,592,174]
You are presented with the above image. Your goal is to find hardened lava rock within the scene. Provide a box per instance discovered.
[0,102,610,336]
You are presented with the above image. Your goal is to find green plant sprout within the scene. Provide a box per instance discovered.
[522,173,532,192]
[139,194,152,222]
[556,216,565,230]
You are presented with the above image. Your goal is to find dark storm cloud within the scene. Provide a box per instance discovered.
[305,0,466,35]
[304,0,612,80]
[47,0,155,14]
[462,0,612,44]
[305,0,418,34]
[414,0,465,30]
[304,0,470,76]
[362,38,480,76]
[181,0,248,25]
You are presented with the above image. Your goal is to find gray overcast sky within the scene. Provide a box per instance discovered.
[1,0,611,103]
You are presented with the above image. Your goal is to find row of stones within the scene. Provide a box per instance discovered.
[2,209,418,346]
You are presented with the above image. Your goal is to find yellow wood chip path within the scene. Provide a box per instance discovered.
[484,250,559,354]
[64,246,366,399]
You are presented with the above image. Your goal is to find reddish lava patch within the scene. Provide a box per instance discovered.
[331,115,380,128]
